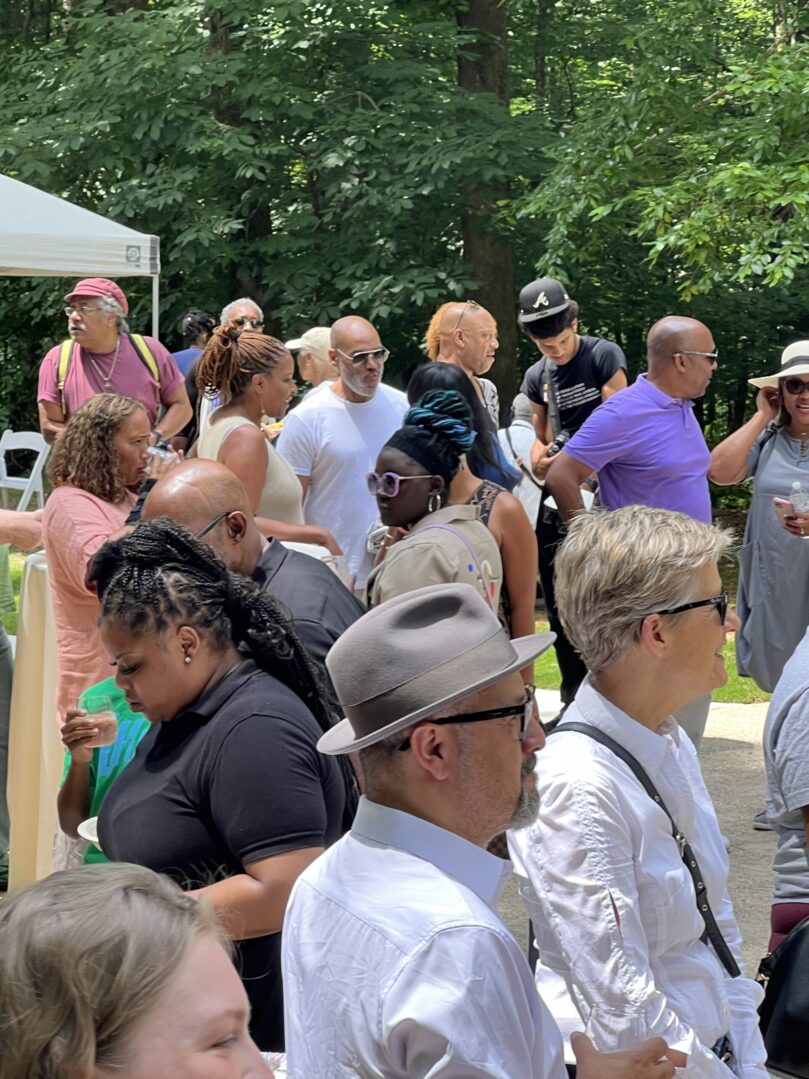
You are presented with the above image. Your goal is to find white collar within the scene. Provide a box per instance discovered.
[351,796,511,909]
[561,677,680,781]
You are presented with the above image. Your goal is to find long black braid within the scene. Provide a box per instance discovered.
[89,519,359,818]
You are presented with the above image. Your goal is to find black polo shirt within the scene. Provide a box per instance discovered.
[98,659,346,1052]
[252,540,365,715]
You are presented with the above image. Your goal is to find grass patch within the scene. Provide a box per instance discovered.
[2,552,26,636]
[533,618,771,705]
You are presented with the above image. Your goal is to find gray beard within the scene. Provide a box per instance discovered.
[510,784,540,830]
[509,755,540,829]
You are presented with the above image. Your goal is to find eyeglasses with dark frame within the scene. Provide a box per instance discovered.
[366,470,435,498]
[676,349,719,363]
[452,300,481,333]
[656,592,728,624]
[398,686,536,752]
[335,346,390,367]
[195,510,238,540]
[782,377,809,396]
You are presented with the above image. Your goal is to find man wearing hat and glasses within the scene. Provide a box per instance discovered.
[38,278,191,444]
[282,583,676,1079]
[517,276,627,712]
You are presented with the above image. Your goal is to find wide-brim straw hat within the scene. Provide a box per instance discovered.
[319,582,556,755]
[749,341,809,389]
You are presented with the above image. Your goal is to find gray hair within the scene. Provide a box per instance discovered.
[555,506,733,673]
[356,696,477,794]
[98,293,130,334]
[0,863,223,1076]
[220,297,263,323]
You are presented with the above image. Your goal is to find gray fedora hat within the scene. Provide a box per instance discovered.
[319,583,556,755]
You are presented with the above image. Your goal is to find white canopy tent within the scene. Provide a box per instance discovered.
[0,174,161,336]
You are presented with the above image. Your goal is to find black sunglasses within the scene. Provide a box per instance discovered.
[195,510,237,540]
[232,316,264,329]
[398,686,535,751]
[783,378,809,396]
[657,592,728,624]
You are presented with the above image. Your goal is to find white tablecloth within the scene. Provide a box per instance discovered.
[7,551,61,888]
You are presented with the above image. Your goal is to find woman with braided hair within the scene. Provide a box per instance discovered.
[87,517,348,1053]
[407,363,539,671]
[195,325,340,553]
[366,388,503,614]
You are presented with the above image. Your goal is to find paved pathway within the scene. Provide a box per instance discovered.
[499,693,775,975]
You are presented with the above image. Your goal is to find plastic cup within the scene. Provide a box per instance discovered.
[79,693,118,749]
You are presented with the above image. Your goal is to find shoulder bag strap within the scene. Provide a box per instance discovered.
[413,522,498,611]
[505,427,544,491]
[556,721,741,978]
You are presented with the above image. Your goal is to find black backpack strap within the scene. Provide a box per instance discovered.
[555,721,741,979]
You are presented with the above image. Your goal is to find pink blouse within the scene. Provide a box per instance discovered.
[42,486,136,723]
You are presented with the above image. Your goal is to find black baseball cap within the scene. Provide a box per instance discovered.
[517,277,571,325]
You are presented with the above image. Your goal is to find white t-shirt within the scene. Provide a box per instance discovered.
[277,383,408,587]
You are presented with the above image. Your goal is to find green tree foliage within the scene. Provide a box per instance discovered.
[0,0,545,411]
[0,0,807,472]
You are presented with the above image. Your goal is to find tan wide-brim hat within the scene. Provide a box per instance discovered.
[319,582,556,755]
[749,341,809,388]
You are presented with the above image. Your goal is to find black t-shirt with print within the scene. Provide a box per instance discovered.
[520,335,627,437]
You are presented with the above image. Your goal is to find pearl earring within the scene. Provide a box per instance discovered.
[184,655,192,665]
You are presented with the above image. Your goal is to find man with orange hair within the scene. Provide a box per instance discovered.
[426,300,501,425]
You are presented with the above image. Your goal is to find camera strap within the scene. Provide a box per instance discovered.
[543,357,563,440]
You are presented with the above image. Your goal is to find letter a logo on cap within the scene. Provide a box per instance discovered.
[532,291,549,309]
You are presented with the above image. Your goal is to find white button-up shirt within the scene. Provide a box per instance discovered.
[282,796,565,1078]
[508,680,767,1079]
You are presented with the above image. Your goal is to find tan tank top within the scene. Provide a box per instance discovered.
[198,415,304,524]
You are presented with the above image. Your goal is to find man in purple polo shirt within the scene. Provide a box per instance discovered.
[545,315,718,747]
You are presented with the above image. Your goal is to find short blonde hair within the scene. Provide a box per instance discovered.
[0,863,223,1077]
[555,506,732,673]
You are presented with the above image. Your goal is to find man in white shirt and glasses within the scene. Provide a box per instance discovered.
[282,582,677,1079]
[277,315,407,591]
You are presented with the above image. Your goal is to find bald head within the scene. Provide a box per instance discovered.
[646,315,717,399]
[330,316,381,355]
[142,460,262,573]
[647,317,712,372]
[430,301,498,376]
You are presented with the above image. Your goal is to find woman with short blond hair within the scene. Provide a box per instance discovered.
[509,506,768,1079]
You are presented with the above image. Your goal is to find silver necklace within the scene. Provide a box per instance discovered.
[86,337,121,389]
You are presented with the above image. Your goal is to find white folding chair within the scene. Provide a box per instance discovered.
[0,430,50,511]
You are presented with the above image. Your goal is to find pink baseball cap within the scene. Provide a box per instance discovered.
[64,278,129,315]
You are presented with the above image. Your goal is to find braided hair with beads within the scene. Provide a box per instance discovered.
[88,518,359,813]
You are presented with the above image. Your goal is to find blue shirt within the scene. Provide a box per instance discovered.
[171,346,202,375]
[564,374,712,523]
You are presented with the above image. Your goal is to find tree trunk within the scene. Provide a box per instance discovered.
[457,0,517,420]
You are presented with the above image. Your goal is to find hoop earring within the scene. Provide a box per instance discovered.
[428,492,441,514]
